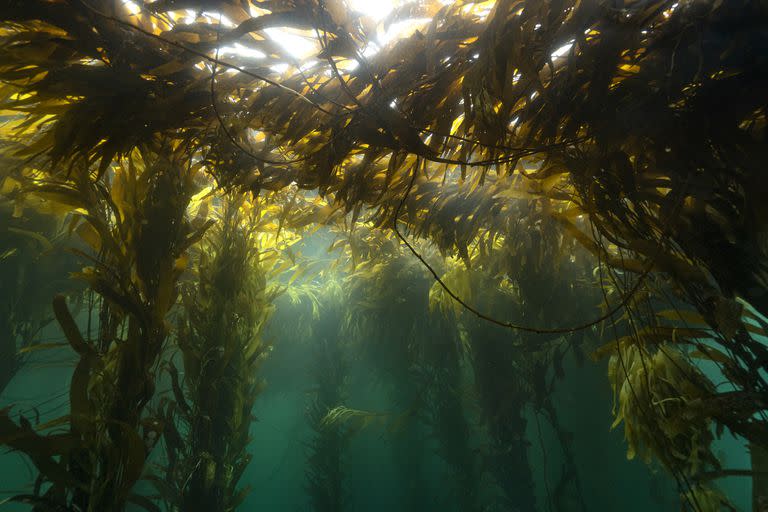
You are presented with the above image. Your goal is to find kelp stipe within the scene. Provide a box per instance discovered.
[156,196,273,512]
[418,310,483,512]
[429,205,598,512]
[0,146,206,511]
[339,233,484,511]
[339,241,431,512]
[305,284,348,512]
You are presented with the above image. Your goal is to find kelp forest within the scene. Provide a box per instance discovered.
[0,0,765,510]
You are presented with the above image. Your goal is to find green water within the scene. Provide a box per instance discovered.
[0,296,752,511]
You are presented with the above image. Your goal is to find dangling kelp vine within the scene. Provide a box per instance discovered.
[0,0,767,510]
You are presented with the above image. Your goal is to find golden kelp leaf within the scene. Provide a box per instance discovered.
[34,414,71,432]
[593,326,711,360]
[153,270,176,319]
[76,221,101,251]
[320,405,386,429]
[0,412,84,490]
[287,264,308,285]
[23,185,86,212]
[118,423,147,496]
[429,264,472,316]
[0,176,20,195]
[744,322,766,337]
[147,59,187,76]
[174,253,189,271]
[0,248,17,260]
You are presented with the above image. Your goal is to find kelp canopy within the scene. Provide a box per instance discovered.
[0,0,767,511]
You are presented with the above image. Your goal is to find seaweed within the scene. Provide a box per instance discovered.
[305,288,348,512]
[158,195,273,512]
[339,234,484,511]
[0,146,204,511]
[0,200,80,395]
[0,1,766,510]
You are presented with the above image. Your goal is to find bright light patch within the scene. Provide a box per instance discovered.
[362,44,381,59]
[462,1,494,20]
[300,60,320,72]
[551,40,574,59]
[164,9,197,25]
[121,0,140,15]
[347,0,394,22]
[270,63,290,74]
[220,43,266,60]
[202,11,234,27]
[264,28,318,60]
[663,2,679,18]
[199,1,433,66]
[336,59,359,72]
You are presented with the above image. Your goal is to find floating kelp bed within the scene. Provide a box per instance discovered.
[0,1,766,511]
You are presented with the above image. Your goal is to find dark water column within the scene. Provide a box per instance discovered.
[306,332,347,512]
[470,329,536,512]
[389,368,430,512]
[422,320,482,512]
[0,315,17,395]
[753,443,768,512]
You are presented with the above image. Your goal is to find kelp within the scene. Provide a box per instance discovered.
[158,196,275,512]
[427,199,597,510]
[752,443,768,512]
[417,311,484,512]
[305,285,348,512]
[606,343,717,475]
[335,234,439,511]
[336,234,485,511]
[0,146,205,511]
[1,1,766,318]
[0,198,80,395]
[592,261,768,509]
[0,0,766,510]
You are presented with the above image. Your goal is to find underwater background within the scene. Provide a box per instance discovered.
[0,231,755,511]
[1,0,767,511]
